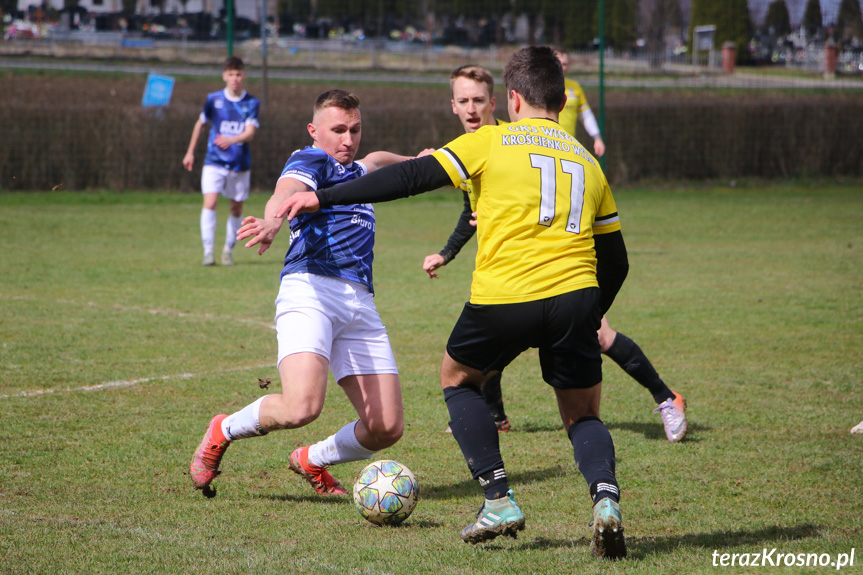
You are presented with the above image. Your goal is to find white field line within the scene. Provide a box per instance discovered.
[3,294,276,331]
[0,363,274,400]
[2,294,276,400]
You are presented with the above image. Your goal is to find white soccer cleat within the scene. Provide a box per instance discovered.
[851,420,863,435]
[654,391,688,443]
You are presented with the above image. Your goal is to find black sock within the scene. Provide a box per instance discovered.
[480,372,507,423]
[568,416,619,505]
[444,386,509,499]
[605,332,674,404]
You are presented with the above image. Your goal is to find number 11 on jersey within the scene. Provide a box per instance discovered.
[530,153,586,234]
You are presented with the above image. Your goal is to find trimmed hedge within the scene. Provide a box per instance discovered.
[2,73,861,190]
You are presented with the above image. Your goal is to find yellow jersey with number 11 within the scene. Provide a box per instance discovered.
[431,117,620,305]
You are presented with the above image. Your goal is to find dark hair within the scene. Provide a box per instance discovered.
[503,46,565,112]
[314,89,361,114]
[224,56,245,71]
[449,65,494,97]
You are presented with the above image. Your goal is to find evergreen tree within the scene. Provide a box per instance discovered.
[558,0,597,49]
[607,0,639,50]
[836,0,863,42]
[764,0,791,36]
[689,0,753,63]
[802,0,823,37]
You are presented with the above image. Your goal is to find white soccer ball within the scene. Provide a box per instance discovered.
[353,460,419,526]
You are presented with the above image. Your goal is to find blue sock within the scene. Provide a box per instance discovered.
[444,386,509,499]
[568,416,620,504]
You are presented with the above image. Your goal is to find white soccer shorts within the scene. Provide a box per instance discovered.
[275,273,398,382]
[201,165,251,202]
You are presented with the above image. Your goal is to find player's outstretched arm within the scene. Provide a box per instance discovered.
[360,149,437,172]
[238,177,310,255]
[276,191,321,222]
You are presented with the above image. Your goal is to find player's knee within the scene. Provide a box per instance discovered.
[268,399,321,430]
[368,419,403,448]
[598,328,617,352]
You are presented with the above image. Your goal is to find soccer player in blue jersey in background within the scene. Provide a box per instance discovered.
[189,89,430,498]
[183,56,260,266]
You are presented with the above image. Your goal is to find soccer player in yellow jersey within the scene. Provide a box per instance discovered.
[556,48,688,443]
[554,49,606,158]
[422,65,511,433]
[426,62,687,445]
[277,46,630,558]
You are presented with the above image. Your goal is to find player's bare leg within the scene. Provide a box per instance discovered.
[290,373,404,496]
[340,373,404,452]
[190,352,330,496]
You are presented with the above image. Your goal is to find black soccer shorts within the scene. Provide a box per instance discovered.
[446,287,603,390]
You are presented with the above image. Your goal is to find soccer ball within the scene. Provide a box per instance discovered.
[353,460,419,526]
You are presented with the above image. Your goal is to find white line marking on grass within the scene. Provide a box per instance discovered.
[2,295,276,331]
[0,363,274,400]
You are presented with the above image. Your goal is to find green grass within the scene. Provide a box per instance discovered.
[0,182,861,574]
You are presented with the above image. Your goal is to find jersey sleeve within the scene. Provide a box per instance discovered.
[573,82,591,115]
[430,128,493,188]
[246,97,261,129]
[279,148,325,190]
[200,94,214,125]
[592,175,621,235]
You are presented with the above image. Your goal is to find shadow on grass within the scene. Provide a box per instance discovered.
[606,420,711,443]
[418,465,570,501]
[507,523,820,560]
[261,492,350,504]
[494,420,711,444]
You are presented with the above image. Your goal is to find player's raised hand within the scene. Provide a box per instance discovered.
[276,192,321,221]
[237,215,277,255]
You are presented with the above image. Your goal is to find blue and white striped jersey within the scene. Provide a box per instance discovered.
[279,146,377,293]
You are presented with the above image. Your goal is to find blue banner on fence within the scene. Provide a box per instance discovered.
[142,73,175,107]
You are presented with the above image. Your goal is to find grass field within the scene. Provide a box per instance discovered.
[1,181,861,574]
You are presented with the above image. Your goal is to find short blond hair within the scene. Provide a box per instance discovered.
[449,65,494,98]
[314,89,360,114]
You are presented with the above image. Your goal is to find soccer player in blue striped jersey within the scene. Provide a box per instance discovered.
[183,56,260,266]
[189,90,427,498]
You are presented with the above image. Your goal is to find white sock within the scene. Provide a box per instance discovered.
[221,396,267,441]
[200,208,217,253]
[308,421,375,467]
[225,214,242,251]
